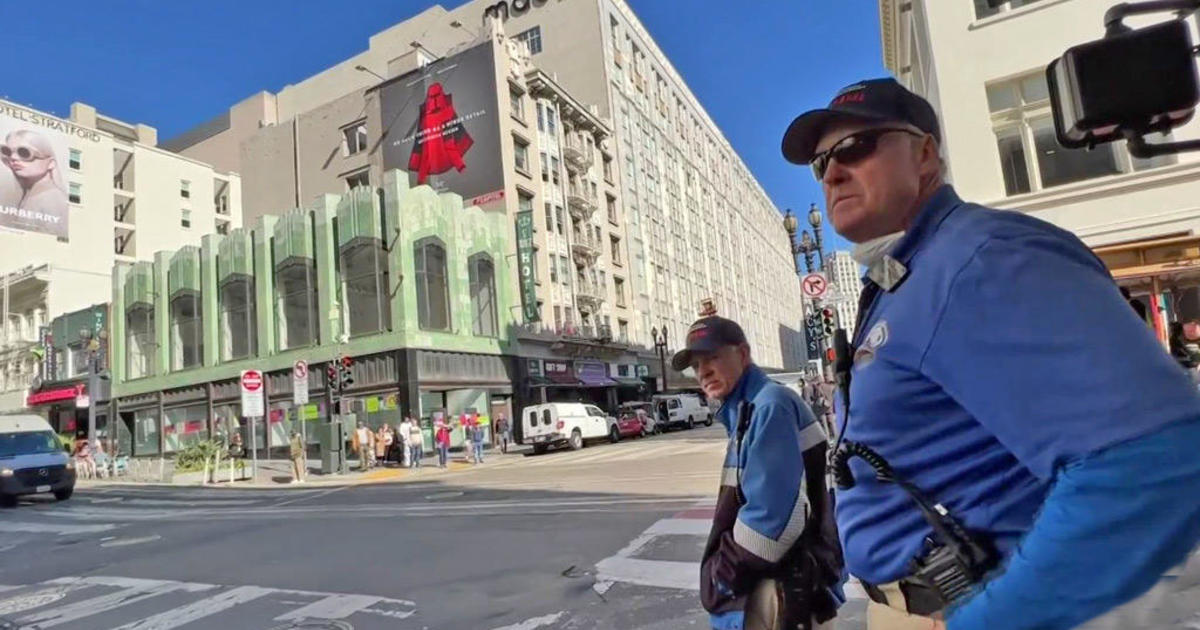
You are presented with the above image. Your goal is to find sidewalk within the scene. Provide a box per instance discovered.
[76,444,531,490]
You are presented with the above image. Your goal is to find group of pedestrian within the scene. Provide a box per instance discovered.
[678,77,1200,630]
[350,416,427,470]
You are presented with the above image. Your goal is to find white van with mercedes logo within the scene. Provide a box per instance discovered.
[0,415,76,506]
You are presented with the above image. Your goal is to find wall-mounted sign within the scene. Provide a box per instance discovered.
[515,210,539,322]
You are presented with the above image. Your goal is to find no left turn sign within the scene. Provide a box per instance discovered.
[801,273,828,299]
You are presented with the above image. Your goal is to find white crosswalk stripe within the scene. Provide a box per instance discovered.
[523,440,723,468]
[0,575,418,629]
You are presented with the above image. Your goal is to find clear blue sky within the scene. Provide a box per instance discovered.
[0,0,886,253]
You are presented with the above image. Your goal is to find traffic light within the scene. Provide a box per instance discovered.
[339,355,355,389]
[820,307,836,336]
[326,362,338,386]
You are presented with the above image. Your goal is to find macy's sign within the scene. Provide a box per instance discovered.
[482,0,553,22]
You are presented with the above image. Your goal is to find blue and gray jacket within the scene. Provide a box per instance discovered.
[701,364,843,630]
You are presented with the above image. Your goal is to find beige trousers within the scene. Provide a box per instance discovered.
[744,579,835,630]
[864,581,945,630]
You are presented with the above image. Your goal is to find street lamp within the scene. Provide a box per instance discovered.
[353,65,387,82]
[650,325,669,394]
[78,327,107,453]
[783,204,832,379]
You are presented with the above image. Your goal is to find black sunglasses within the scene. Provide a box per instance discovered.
[811,127,924,181]
[0,145,49,162]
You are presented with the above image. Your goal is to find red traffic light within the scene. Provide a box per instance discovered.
[825,347,836,363]
[821,308,834,319]
[340,355,354,369]
[326,363,337,380]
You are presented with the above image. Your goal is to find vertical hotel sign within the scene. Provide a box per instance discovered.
[515,210,538,322]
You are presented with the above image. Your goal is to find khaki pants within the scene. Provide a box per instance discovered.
[291,456,305,482]
[744,579,835,630]
[865,581,944,630]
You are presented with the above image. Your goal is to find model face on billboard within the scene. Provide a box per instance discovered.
[2,130,57,185]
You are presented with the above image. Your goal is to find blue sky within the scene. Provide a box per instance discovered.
[0,0,886,252]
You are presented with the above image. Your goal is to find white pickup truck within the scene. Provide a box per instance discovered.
[521,402,616,454]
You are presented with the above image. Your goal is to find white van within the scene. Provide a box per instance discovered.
[522,402,616,454]
[651,394,714,430]
[0,415,76,506]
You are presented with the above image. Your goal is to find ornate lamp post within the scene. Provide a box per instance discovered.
[650,325,669,394]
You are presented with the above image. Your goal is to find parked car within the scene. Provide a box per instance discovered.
[617,401,656,436]
[521,403,617,454]
[0,415,76,506]
[651,394,714,430]
[612,404,650,441]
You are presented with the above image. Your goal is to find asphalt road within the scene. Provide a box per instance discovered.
[0,424,870,630]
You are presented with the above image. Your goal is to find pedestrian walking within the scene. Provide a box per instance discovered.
[352,421,374,472]
[495,412,511,454]
[398,416,414,468]
[408,416,423,468]
[780,77,1200,629]
[435,418,451,469]
[674,316,843,630]
[288,430,305,483]
[374,424,390,469]
[471,421,485,464]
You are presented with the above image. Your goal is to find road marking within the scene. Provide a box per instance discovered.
[274,594,384,621]
[489,611,567,630]
[272,485,346,507]
[110,585,272,630]
[644,518,711,536]
[595,556,699,590]
[45,576,214,592]
[0,521,116,535]
[18,582,202,628]
[100,534,162,547]
[0,584,89,615]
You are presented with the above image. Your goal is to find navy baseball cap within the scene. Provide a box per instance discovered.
[781,78,941,165]
[671,316,748,372]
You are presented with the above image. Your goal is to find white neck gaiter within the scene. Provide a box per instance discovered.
[851,231,905,268]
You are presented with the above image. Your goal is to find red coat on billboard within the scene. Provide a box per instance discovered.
[407,82,474,184]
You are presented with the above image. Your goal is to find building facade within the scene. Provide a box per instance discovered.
[0,100,242,411]
[880,0,1200,341]
[164,0,806,372]
[108,170,516,458]
[827,250,862,333]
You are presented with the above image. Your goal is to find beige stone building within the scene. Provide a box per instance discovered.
[165,0,805,371]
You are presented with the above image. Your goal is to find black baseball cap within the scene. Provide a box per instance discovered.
[781,78,941,165]
[671,316,748,372]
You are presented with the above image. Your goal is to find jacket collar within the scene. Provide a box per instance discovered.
[717,364,769,429]
[888,184,962,267]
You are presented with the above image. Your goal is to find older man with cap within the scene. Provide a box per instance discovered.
[678,316,843,630]
[780,77,1200,630]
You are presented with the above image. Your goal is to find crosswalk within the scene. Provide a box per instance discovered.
[0,575,418,629]
[495,438,725,470]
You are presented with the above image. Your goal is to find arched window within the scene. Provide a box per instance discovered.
[468,253,498,337]
[414,237,450,331]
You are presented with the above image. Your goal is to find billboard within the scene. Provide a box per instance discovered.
[380,42,504,207]
[0,103,73,239]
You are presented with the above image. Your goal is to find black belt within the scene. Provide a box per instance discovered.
[861,578,945,617]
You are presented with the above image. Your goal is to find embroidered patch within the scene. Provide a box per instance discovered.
[853,321,889,368]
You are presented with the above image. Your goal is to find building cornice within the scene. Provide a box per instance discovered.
[879,0,898,73]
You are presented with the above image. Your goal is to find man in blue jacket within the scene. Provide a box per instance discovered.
[675,316,843,630]
[780,77,1200,629]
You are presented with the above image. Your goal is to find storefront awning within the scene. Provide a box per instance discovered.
[612,376,645,388]
[547,371,580,385]
[579,372,617,387]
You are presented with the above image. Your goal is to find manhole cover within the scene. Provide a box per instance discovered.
[266,620,353,630]
[424,491,464,500]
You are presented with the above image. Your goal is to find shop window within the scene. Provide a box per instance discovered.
[415,237,451,331]
[125,303,156,379]
[170,291,203,370]
[220,276,257,361]
[341,240,391,337]
[469,253,498,337]
[164,404,208,454]
[276,260,319,350]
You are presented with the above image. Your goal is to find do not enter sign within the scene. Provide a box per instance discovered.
[241,369,265,417]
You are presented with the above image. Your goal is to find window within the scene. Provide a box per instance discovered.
[987,72,1174,196]
[126,303,156,379]
[414,237,451,331]
[468,254,498,337]
[69,149,81,170]
[555,206,564,234]
[276,260,319,350]
[549,255,559,283]
[550,157,560,185]
[514,136,530,173]
[343,121,368,156]
[510,87,525,119]
[544,202,553,232]
[606,195,618,224]
[216,221,230,235]
[610,236,622,265]
[181,209,192,229]
[603,155,613,183]
[68,182,81,204]
[220,276,257,361]
[615,277,626,308]
[170,290,203,370]
[618,319,628,341]
[518,191,534,217]
[537,103,545,132]
[345,170,370,190]
[341,241,391,337]
[546,108,557,136]
[974,0,1043,19]
[180,180,190,199]
[540,151,549,180]
[554,306,562,329]
[516,26,543,55]
[559,255,570,285]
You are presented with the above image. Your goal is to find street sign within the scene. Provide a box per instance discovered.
[293,360,309,405]
[804,313,822,360]
[801,273,828,299]
[240,369,265,417]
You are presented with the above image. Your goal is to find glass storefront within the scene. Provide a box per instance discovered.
[421,388,491,448]
[214,403,266,459]
[164,404,208,454]
[131,409,160,456]
[267,400,329,457]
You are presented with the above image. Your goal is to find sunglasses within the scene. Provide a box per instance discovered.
[811,127,924,181]
[0,145,49,162]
